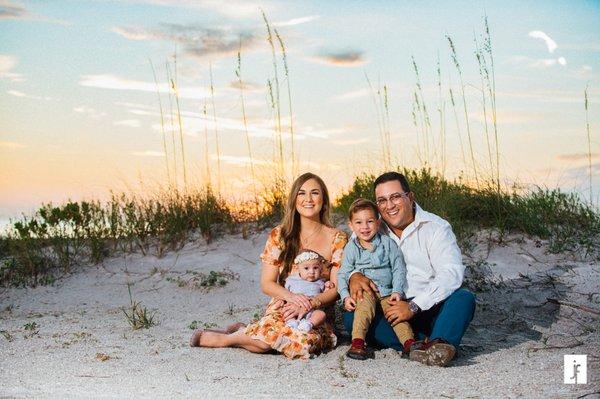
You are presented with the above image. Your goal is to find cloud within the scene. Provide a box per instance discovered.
[0,140,26,149]
[229,79,262,91]
[333,88,370,101]
[132,150,165,157]
[528,31,557,53]
[79,74,211,99]
[0,55,25,82]
[115,119,142,128]
[557,153,598,162]
[469,109,542,125]
[0,0,27,19]
[115,101,155,110]
[0,0,70,25]
[212,154,274,167]
[497,88,600,105]
[561,43,600,52]
[124,0,270,20]
[506,55,567,69]
[273,15,320,27]
[73,105,106,118]
[307,50,366,67]
[7,89,51,100]
[332,138,370,146]
[112,24,260,61]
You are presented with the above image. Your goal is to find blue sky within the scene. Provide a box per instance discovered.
[1,0,599,218]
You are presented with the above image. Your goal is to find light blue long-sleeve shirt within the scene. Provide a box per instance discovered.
[337,233,407,300]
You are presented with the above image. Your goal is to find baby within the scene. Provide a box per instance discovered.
[279,249,333,332]
[338,198,414,360]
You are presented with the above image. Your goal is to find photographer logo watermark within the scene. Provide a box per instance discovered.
[564,355,587,384]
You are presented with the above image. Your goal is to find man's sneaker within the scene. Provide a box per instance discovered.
[346,338,372,360]
[409,338,456,367]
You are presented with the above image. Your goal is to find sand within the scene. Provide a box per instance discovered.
[1,228,598,398]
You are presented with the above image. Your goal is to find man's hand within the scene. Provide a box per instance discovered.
[383,300,414,326]
[349,273,379,302]
[343,296,356,311]
[324,281,335,290]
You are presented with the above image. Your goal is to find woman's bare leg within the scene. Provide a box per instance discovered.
[204,322,247,334]
[198,330,271,353]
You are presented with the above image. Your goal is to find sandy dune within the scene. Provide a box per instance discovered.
[1,228,598,398]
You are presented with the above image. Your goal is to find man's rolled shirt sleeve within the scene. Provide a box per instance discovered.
[411,224,465,311]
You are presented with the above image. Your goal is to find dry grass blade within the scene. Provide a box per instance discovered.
[171,52,188,190]
[447,35,479,186]
[149,58,171,186]
[274,28,296,177]
[122,284,157,330]
[209,62,222,196]
[236,38,259,216]
[584,84,593,205]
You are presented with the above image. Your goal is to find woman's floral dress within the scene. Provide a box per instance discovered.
[244,226,347,359]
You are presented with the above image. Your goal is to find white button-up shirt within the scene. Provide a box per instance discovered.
[380,203,465,311]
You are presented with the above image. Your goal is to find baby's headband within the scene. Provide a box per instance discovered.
[293,250,322,264]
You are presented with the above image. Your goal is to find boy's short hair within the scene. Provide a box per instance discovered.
[348,198,379,220]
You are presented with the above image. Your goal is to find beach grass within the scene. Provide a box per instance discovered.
[1,168,597,287]
[334,169,599,256]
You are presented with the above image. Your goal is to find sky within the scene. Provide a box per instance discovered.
[1,0,599,220]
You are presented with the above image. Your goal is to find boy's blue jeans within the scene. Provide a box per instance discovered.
[342,289,476,350]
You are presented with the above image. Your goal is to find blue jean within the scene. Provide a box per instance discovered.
[342,289,476,350]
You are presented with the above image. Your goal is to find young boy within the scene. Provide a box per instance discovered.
[337,198,414,360]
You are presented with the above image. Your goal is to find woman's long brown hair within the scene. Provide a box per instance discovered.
[278,173,332,284]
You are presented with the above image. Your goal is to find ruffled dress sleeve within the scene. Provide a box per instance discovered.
[260,226,284,270]
[329,229,348,269]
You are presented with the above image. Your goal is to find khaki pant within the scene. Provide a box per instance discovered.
[352,292,414,344]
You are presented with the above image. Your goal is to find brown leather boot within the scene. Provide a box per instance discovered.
[409,338,456,367]
[346,338,372,360]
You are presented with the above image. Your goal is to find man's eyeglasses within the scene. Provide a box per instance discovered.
[375,192,410,208]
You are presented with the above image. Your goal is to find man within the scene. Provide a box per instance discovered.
[343,172,476,366]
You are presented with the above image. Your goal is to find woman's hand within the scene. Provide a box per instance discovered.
[284,293,312,312]
[281,302,307,321]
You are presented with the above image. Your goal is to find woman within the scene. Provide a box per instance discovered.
[190,173,347,359]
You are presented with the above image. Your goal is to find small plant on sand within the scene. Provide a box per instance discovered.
[23,322,39,331]
[337,354,358,379]
[225,302,238,316]
[167,269,238,290]
[188,320,217,330]
[121,284,157,330]
[1,330,14,342]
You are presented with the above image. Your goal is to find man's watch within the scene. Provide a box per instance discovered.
[408,300,421,314]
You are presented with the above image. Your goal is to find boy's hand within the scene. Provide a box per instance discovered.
[388,292,401,304]
[324,281,335,290]
[344,296,356,311]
